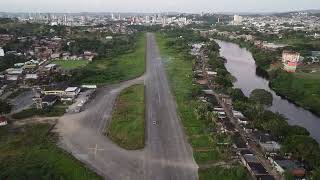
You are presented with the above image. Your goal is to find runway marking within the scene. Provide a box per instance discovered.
[88,144,104,157]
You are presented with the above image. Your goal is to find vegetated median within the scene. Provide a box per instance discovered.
[156,30,249,180]
[106,84,145,150]
[71,34,146,86]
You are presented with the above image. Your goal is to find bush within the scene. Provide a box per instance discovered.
[249,89,273,107]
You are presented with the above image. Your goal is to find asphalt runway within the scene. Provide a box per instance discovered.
[56,33,198,180]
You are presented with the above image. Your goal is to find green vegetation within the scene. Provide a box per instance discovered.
[52,60,89,70]
[72,34,146,85]
[249,89,273,107]
[270,70,320,116]
[107,84,145,150]
[0,100,11,114]
[156,29,247,179]
[0,123,102,180]
[199,166,249,180]
[12,104,66,119]
[0,54,27,72]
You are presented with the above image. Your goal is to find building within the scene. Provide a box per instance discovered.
[0,47,4,57]
[254,132,281,153]
[62,87,81,101]
[269,156,305,177]
[282,51,300,72]
[0,116,7,127]
[233,15,243,24]
[42,95,58,107]
[42,83,69,97]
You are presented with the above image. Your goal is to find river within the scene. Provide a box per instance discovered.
[216,40,320,143]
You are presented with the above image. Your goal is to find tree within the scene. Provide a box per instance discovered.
[281,135,320,167]
[0,100,11,114]
[229,88,248,102]
[249,89,273,107]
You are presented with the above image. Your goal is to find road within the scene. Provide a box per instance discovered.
[56,33,198,180]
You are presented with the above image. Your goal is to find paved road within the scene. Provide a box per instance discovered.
[56,33,198,180]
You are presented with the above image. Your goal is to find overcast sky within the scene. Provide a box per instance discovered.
[1,0,320,13]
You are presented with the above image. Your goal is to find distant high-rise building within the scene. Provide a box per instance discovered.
[145,16,150,24]
[233,15,243,24]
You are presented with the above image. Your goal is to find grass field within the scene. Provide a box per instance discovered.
[0,124,102,180]
[107,84,145,150]
[52,60,89,70]
[72,34,146,85]
[155,33,247,178]
[199,166,249,180]
[271,69,320,116]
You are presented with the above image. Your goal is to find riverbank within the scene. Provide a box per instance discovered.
[216,39,320,179]
[215,36,320,117]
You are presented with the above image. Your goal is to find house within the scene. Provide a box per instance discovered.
[233,110,245,118]
[206,71,217,76]
[248,162,269,177]
[105,36,113,40]
[242,124,254,133]
[42,95,58,107]
[240,149,254,156]
[14,63,25,68]
[25,74,38,80]
[51,53,61,59]
[44,64,59,71]
[63,87,81,100]
[254,132,281,153]
[203,89,214,95]
[269,155,305,177]
[237,117,250,125]
[282,51,300,73]
[0,116,7,126]
[241,152,269,177]
[0,47,4,57]
[311,51,320,58]
[220,94,232,106]
[42,83,69,97]
[81,85,97,89]
[6,68,23,75]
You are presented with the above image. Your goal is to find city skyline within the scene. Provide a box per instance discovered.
[1,0,320,13]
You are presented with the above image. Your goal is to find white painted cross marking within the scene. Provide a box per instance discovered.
[88,144,104,157]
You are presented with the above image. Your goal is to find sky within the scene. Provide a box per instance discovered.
[1,0,320,13]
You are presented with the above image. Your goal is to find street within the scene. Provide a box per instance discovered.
[56,33,198,180]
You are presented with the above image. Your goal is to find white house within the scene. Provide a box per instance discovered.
[0,116,8,126]
[64,87,81,98]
